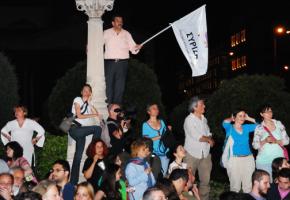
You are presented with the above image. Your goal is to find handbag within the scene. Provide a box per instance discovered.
[158,121,176,155]
[220,127,233,168]
[59,101,88,133]
[263,125,289,160]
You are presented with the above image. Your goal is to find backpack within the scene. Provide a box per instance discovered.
[100,120,118,147]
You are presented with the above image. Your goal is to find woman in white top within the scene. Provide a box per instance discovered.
[1,105,45,166]
[69,84,102,185]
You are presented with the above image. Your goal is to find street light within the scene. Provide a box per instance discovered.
[273,25,289,69]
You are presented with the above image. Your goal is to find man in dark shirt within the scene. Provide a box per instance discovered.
[242,169,270,200]
[267,168,290,200]
[107,104,131,174]
[50,160,74,200]
[107,104,127,155]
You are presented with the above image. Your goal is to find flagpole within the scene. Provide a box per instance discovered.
[141,24,172,46]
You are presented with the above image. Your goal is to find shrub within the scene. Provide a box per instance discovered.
[35,134,67,179]
[206,75,290,139]
[0,53,19,127]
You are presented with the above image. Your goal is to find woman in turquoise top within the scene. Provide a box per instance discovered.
[142,103,169,176]
[223,109,257,193]
[253,105,289,182]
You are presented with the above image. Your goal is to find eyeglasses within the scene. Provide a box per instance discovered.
[49,169,65,173]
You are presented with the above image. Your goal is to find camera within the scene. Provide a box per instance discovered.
[114,106,137,122]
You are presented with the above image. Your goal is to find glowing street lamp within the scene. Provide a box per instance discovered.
[273,25,289,69]
[275,26,286,35]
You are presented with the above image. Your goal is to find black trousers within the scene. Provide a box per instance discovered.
[104,59,128,104]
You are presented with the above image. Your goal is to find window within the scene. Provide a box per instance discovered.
[235,33,240,45]
[242,56,247,66]
[231,35,236,47]
[241,29,246,42]
[237,57,241,68]
[231,59,237,71]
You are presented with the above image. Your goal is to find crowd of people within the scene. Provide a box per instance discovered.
[1,91,290,200]
[0,14,289,200]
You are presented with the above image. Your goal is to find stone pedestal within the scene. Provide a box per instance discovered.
[68,0,115,183]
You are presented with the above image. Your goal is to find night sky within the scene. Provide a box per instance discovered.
[1,0,290,116]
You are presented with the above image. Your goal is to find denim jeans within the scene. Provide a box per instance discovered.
[69,125,101,185]
[159,155,169,176]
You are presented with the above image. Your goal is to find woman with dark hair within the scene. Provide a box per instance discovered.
[69,83,102,185]
[272,157,290,182]
[82,139,108,192]
[5,141,37,183]
[223,109,257,193]
[104,154,127,200]
[253,104,289,181]
[142,103,170,176]
[95,164,122,200]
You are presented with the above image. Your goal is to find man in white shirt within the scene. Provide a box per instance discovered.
[183,96,214,200]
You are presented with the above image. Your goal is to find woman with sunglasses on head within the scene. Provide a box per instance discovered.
[223,109,257,193]
[253,104,289,182]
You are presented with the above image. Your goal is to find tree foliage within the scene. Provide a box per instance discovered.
[35,134,67,179]
[207,75,290,139]
[0,53,19,127]
[170,75,290,140]
[47,61,86,132]
[47,59,164,135]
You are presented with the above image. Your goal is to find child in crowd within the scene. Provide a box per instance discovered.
[168,144,197,198]
[125,140,156,200]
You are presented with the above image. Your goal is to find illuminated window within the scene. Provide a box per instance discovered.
[237,57,241,68]
[242,56,247,66]
[235,33,240,45]
[231,59,237,71]
[241,29,246,42]
[231,35,236,47]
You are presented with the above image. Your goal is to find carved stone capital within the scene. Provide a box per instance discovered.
[75,0,114,18]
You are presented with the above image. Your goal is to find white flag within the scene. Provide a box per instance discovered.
[171,5,208,77]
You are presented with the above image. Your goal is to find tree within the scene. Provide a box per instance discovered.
[206,75,290,139]
[47,59,164,135]
[0,53,19,127]
[47,61,86,132]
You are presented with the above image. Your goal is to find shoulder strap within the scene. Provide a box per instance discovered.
[80,101,88,115]
[106,121,118,126]
[263,126,274,138]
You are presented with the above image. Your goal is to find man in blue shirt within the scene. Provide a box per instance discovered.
[50,160,74,200]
